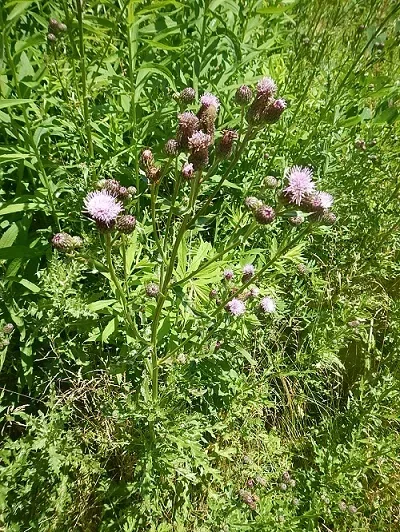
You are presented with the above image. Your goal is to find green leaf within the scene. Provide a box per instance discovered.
[19,279,40,293]
[102,317,118,342]
[0,99,33,110]
[0,153,32,164]
[87,299,117,312]
[0,197,39,215]
[6,1,33,22]
[0,223,19,248]
[136,63,177,98]
[0,246,46,260]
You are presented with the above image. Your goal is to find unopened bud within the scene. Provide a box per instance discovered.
[116,215,136,234]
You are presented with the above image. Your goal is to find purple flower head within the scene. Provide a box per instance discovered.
[188,131,211,151]
[225,298,246,316]
[284,166,315,205]
[242,264,255,280]
[200,92,220,110]
[256,77,277,97]
[273,98,286,111]
[259,296,276,313]
[141,149,153,166]
[178,111,200,130]
[312,191,334,210]
[84,190,123,227]
[182,162,195,179]
[244,196,262,211]
[223,269,234,281]
[254,204,276,224]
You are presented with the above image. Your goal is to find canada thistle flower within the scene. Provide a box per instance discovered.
[225,298,246,316]
[256,76,277,97]
[188,131,211,151]
[165,139,179,156]
[52,232,76,252]
[200,92,220,110]
[141,149,153,166]
[182,162,195,180]
[263,98,287,123]
[244,196,262,211]
[288,215,304,226]
[259,296,276,313]
[223,269,234,281]
[254,204,276,224]
[179,87,196,104]
[235,85,253,106]
[177,111,200,149]
[311,191,334,210]
[116,215,136,234]
[84,190,123,229]
[284,166,315,205]
[216,129,238,158]
[145,282,160,298]
[263,175,278,189]
[242,264,255,281]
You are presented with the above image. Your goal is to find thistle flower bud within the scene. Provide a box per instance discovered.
[3,323,14,334]
[355,139,366,150]
[263,175,278,189]
[141,149,154,166]
[102,179,121,196]
[292,498,300,506]
[200,92,220,110]
[209,288,218,299]
[235,85,253,106]
[279,483,288,491]
[49,18,59,31]
[145,282,160,298]
[244,196,262,211]
[47,33,57,43]
[52,232,75,252]
[147,166,161,183]
[127,186,137,196]
[303,191,334,212]
[260,98,286,124]
[216,129,238,159]
[188,131,210,169]
[223,269,234,281]
[320,211,336,225]
[116,215,136,234]
[165,139,179,156]
[282,471,291,482]
[177,353,187,364]
[57,22,67,32]
[242,264,255,282]
[338,501,347,512]
[118,186,130,200]
[288,479,296,488]
[179,87,196,104]
[254,204,276,224]
[238,489,257,510]
[348,505,357,514]
[256,77,277,98]
[182,162,195,180]
[225,298,246,316]
[288,215,304,226]
[197,105,217,145]
[177,112,200,150]
[297,263,308,275]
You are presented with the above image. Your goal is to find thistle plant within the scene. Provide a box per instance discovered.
[53,77,335,404]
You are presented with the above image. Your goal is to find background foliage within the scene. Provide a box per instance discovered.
[0,0,399,530]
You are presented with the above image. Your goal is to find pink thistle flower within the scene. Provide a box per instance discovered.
[242,264,255,281]
[225,298,246,316]
[312,191,334,210]
[284,166,315,205]
[182,162,195,179]
[188,131,211,151]
[200,92,220,110]
[223,269,234,281]
[256,77,277,97]
[84,190,123,228]
[259,296,276,313]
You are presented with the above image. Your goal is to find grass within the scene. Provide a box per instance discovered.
[0,0,399,530]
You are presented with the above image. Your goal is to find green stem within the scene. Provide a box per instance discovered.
[104,233,147,345]
[150,184,166,262]
[76,0,94,158]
